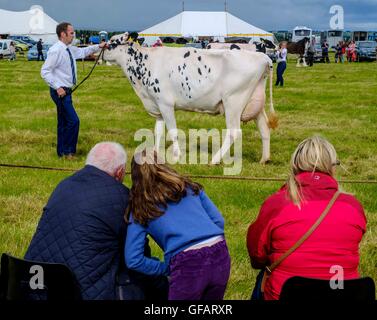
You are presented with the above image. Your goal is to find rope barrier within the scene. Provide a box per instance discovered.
[1,163,377,184]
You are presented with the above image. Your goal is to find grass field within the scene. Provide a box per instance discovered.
[0,53,376,299]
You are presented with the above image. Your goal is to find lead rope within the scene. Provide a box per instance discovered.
[71,45,106,94]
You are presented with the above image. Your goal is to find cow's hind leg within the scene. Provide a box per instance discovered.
[211,96,244,165]
[256,110,271,164]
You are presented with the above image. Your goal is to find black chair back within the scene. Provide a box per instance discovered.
[280,276,375,301]
[0,253,81,300]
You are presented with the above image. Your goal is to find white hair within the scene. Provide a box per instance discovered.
[86,142,127,175]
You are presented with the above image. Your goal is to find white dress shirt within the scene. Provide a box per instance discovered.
[41,40,100,90]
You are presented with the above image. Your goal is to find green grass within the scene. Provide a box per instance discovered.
[0,53,376,299]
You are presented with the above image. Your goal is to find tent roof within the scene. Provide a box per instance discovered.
[0,8,58,35]
[139,11,273,38]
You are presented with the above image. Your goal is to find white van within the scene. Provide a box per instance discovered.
[0,39,12,59]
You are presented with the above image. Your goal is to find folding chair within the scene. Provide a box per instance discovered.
[280,276,375,301]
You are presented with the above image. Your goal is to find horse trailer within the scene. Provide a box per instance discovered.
[319,30,343,50]
[292,26,312,42]
[352,31,377,42]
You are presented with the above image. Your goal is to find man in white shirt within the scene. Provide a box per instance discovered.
[41,22,107,159]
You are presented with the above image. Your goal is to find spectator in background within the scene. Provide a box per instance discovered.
[152,39,163,47]
[9,41,16,61]
[349,41,357,62]
[247,136,367,300]
[37,39,44,61]
[307,36,316,67]
[335,42,340,63]
[275,41,287,86]
[321,40,330,63]
[341,41,347,63]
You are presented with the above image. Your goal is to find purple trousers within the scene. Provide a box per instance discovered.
[168,240,231,300]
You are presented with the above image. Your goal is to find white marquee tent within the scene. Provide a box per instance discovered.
[0,8,58,44]
[139,11,274,45]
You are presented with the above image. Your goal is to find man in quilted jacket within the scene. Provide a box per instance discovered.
[25,142,168,300]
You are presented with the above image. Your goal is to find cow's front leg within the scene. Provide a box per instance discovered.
[256,110,271,164]
[159,106,181,161]
[154,118,165,152]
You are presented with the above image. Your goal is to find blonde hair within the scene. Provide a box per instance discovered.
[287,136,338,206]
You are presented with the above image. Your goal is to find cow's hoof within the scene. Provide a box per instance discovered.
[260,159,271,165]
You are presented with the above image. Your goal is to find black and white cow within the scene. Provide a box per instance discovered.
[103,33,277,164]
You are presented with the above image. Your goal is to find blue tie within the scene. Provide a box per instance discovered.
[66,48,76,85]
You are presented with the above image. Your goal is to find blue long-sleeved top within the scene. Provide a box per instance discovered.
[125,189,225,276]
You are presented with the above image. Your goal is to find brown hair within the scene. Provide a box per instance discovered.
[127,150,202,225]
[56,22,72,38]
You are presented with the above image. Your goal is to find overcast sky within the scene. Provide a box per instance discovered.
[1,0,376,31]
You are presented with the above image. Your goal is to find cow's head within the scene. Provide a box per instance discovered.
[260,38,278,50]
[103,32,139,63]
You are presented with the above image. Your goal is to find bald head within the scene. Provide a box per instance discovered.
[86,142,127,182]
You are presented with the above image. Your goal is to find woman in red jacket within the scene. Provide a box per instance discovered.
[247,136,367,300]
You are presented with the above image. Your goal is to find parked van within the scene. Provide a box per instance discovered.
[0,39,12,59]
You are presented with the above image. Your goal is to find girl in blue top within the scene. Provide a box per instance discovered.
[125,151,231,300]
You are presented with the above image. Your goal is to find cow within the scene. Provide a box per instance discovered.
[207,38,277,53]
[103,33,278,164]
[207,42,257,51]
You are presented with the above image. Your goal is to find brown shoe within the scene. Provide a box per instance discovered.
[64,153,77,160]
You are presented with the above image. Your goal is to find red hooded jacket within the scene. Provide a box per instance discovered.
[247,172,367,300]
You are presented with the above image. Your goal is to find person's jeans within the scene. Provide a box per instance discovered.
[168,240,231,300]
[50,88,80,157]
[276,61,286,86]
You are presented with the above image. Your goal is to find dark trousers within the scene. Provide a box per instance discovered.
[307,52,314,66]
[168,240,231,300]
[323,52,330,63]
[50,88,80,157]
[37,51,44,61]
[276,61,286,86]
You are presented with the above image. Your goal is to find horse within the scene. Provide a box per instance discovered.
[285,37,310,67]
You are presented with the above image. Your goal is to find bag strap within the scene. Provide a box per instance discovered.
[266,190,341,274]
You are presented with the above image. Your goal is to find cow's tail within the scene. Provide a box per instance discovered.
[267,59,278,129]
